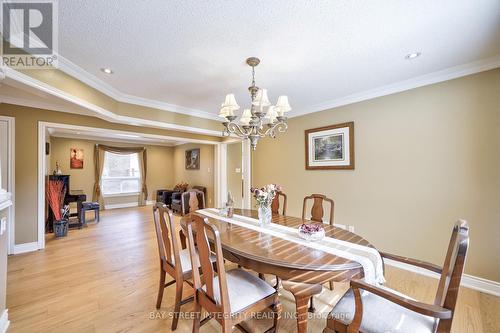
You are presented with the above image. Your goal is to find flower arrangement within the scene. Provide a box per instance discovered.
[173,182,189,192]
[250,184,282,208]
[298,223,325,241]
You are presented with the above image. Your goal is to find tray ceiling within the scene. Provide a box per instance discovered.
[56,0,500,118]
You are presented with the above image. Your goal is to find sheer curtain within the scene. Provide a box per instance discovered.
[93,144,147,208]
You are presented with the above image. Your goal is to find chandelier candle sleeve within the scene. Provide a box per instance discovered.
[219,57,291,150]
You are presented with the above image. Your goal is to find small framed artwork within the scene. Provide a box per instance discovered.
[305,122,354,170]
[70,148,84,169]
[185,148,200,170]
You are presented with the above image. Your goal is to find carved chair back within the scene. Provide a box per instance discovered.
[181,189,206,214]
[434,220,469,331]
[271,191,287,215]
[152,203,182,276]
[302,194,334,225]
[185,214,231,314]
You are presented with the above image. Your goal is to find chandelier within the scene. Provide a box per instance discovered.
[219,57,291,150]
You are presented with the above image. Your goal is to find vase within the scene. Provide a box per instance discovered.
[54,219,68,237]
[258,205,272,225]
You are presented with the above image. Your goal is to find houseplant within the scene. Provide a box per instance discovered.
[251,184,282,225]
[46,180,68,237]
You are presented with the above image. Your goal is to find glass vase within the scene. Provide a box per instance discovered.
[258,205,272,225]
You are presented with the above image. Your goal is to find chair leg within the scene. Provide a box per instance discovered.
[156,269,166,309]
[192,301,201,333]
[172,280,184,330]
[329,280,334,290]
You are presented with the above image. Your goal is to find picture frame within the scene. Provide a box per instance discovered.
[305,122,354,170]
[185,148,200,170]
[70,148,84,169]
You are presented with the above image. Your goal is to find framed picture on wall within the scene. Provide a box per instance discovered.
[70,148,84,169]
[185,148,200,170]
[305,122,354,170]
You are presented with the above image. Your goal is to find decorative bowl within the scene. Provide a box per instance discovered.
[298,223,325,242]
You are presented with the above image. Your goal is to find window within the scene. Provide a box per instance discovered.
[101,152,141,196]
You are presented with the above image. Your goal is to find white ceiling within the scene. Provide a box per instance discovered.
[55,1,500,118]
[48,127,187,147]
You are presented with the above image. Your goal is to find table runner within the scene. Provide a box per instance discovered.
[197,208,385,285]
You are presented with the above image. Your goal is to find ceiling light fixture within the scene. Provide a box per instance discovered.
[101,67,113,74]
[405,52,421,60]
[219,57,291,150]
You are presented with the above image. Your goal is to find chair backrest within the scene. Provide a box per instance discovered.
[185,214,230,314]
[271,191,287,215]
[302,193,334,225]
[192,185,207,198]
[152,203,182,274]
[434,220,469,331]
[181,189,205,214]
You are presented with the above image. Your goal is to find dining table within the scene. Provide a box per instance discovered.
[180,208,378,333]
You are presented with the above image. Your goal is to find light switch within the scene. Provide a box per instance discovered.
[207,167,211,173]
[235,168,241,173]
[0,217,6,236]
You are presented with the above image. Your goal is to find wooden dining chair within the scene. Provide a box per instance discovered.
[271,191,287,215]
[302,193,335,311]
[185,213,282,333]
[302,193,334,225]
[152,203,215,330]
[323,220,470,333]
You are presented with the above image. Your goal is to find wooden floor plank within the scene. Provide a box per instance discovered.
[7,206,499,332]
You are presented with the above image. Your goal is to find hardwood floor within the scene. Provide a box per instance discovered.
[7,206,499,332]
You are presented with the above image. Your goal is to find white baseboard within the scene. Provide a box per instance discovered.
[145,200,155,205]
[104,202,138,210]
[0,309,9,333]
[12,241,39,255]
[385,258,500,297]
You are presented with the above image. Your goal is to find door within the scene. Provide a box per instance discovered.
[226,141,243,208]
[0,117,14,254]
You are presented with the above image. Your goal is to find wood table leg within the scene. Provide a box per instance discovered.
[282,280,322,333]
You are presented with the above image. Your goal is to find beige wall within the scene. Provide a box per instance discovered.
[227,142,243,208]
[0,104,220,244]
[253,68,500,282]
[173,143,215,207]
[49,137,175,207]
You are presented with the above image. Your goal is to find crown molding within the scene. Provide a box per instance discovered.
[288,55,500,118]
[5,53,500,124]
[57,55,220,121]
[2,67,223,137]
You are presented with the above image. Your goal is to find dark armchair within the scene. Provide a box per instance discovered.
[156,189,175,207]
